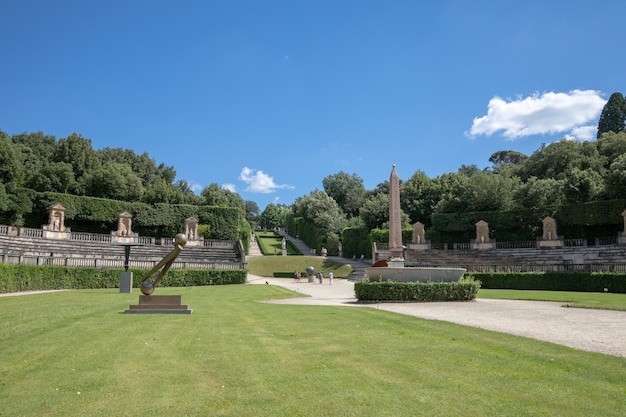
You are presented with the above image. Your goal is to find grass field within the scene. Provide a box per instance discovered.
[254,232,302,256]
[248,255,354,278]
[1,286,624,416]
[478,289,626,311]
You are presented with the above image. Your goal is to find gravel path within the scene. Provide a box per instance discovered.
[249,275,626,358]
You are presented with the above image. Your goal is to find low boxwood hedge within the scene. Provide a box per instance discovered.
[0,265,247,293]
[355,280,480,302]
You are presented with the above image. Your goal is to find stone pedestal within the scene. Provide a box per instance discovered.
[471,241,496,250]
[408,243,430,251]
[119,271,133,293]
[125,295,192,314]
[538,239,564,248]
[388,259,405,268]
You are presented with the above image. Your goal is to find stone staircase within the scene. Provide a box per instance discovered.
[401,245,626,272]
[0,234,245,270]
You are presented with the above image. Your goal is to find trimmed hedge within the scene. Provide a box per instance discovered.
[354,280,480,302]
[430,199,626,243]
[27,192,241,239]
[0,265,247,293]
[472,271,626,293]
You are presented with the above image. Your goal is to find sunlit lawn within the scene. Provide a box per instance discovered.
[478,289,626,311]
[1,286,624,416]
[254,232,302,256]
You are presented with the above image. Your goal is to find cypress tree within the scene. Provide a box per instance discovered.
[597,92,626,138]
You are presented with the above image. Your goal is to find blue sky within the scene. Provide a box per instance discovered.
[1,1,624,211]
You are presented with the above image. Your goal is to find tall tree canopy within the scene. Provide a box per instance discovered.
[322,171,365,217]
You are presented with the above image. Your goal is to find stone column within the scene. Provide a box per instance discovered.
[388,164,403,259]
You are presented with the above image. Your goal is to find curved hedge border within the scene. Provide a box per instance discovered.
[0,265,247,293]
[355,280,480,302]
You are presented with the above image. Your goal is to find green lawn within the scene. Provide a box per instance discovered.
[248,255,354,278]
[1,286,624,416]
[255,231,302,255]
[478,289,626,311]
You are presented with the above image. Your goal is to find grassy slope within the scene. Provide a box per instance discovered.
[0,286,624,417]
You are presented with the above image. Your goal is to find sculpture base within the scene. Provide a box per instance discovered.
[125,295,192,314]
[119,271,133,293]
[538,239,564,248]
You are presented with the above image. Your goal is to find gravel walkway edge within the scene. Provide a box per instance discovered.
[250,275,626,358]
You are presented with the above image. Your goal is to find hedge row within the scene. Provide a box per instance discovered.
[471,271,626,293]
[430,199,626,243]
[0,265,247,293]
[354,280,480,302]
[27,192,241,240]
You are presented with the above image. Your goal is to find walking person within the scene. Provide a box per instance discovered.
[318,271,323,284]
[328,271,333,285]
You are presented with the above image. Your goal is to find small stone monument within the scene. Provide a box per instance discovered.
[471,220,495,250]
[184,217,203,247]
[112,211,136,243]
[538,216,563,248]
[409,221,430,250]
[42,203,71,239]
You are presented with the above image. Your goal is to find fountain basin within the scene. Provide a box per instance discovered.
[365,266,467,282]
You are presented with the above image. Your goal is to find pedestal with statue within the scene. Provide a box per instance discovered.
[125,234,192,314]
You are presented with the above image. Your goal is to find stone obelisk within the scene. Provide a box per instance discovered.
[389,164,404,261]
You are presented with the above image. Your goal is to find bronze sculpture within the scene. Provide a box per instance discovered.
[140,233,188,295]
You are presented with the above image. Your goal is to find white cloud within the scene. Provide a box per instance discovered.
[189,181,203,194]
[466,90,606,141]
[238,167,295,194]
[222,183,237,192]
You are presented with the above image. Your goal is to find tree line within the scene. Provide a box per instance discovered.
[2,92,625,245]
[0,131,259,225]
[262,92,626,247]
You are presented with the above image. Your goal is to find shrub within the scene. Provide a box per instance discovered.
[0,265,247,293]
[354,279,480,302]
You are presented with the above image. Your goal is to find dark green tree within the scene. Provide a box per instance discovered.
[54,133,100,179]
[597,92,626,138]
[518,140,581,181]
[322,171,366,217]
[489,150,528,175]
[513,177,565,211]
[82,162,143,201]
[291,190,346,237]
[244,200,259,222]
[359,192,389,230]
[400,170,438,225]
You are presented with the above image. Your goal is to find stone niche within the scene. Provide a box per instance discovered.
[42,203,71,239]
[408,221,430,250]
[184,217,203,247]
[619,210,626,245]
[112,211,137,243]
[471,220,495,250]
[538,216,564,248]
